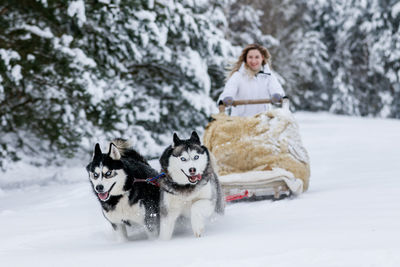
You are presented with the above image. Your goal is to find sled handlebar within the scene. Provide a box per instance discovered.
[218,98,274,113]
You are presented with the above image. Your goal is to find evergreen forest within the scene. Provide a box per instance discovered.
[1,0,399,168]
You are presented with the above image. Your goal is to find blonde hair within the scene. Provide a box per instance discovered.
[227,44,271,79]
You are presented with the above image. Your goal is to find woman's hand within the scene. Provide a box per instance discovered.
[271,93,283,104]
[222,96,234,106]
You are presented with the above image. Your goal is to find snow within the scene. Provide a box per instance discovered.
[392,2,400,18]
[20,25,54,39]
[135,10,157,22]
[67,0,87,25]
[11,65,22,84]
[39,0,48,8]
[1,112,400,266]
[0,75,3,101]
[0,49,21,66]
[53,37,97,68]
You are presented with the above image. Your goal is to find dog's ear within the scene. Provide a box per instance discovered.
[190,131,201,145]
[85,163,91,172]
[92,143,102,159]
[173,133,181,147]
[108,143,121,160]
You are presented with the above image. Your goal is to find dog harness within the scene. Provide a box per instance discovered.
[133,172,166,186]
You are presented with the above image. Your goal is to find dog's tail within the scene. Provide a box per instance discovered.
[110,138,150,165]
[110,138,132,156]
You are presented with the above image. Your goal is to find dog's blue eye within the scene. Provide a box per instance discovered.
[105,171,112,176]
[180,157,186,161]
[194,155,199,160]
[93,173,99,178]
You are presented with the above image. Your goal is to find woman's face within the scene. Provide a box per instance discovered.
[246,49,264,71]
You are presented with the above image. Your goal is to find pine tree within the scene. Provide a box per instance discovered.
[367,0,400,118]
[322,0,400,118]
[263,0,332,111]
[0,0,235,168]
[224,0,278,47]
[0,0,97,168]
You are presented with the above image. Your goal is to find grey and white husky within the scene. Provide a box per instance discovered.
[86,139,160,240]
[158,131,224,240]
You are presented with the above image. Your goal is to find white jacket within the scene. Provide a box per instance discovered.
[218,63,285,117]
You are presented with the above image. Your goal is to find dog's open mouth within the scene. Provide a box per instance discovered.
[98,192,109,201]
[181,170,202,184]
[97,182,116,202]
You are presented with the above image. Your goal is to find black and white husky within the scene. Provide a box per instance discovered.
[158,131,224,240]
[86,139,160,240]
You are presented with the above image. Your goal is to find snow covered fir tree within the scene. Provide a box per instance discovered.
[0,0,235,168]
[0,0,399,169]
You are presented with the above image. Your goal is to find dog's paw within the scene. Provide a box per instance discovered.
[114,225,128,242]
[159,225,173,240]
[145,231,158,241]
[115,233,129,242]
[159,232,172,241]
[194,232,202,238]
[193,226,204,238]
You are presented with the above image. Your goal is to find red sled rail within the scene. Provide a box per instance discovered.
[225,190,249,202]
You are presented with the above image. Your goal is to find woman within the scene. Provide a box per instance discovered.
[218,44,285,117]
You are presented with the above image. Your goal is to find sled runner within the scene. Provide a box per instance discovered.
[203,98,310,202]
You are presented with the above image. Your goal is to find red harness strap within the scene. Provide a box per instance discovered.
[225,190,249,202]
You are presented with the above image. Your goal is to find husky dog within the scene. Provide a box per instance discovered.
[86,139,160,240]
[158,131,224,240]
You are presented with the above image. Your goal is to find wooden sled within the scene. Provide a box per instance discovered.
[203,98,310,202]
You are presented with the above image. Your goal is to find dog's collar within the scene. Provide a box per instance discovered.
[158,173,204,195]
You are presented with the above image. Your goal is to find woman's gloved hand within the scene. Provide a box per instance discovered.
[271,93,283,104]
[222,96,234,106]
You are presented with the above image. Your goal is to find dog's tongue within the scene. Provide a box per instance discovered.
[189,174,202,183]
[98,192,109,201]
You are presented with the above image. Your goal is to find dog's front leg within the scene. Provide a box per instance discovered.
[144,203,160,240]
[191,199,214,238]
[144,213,159,240]
[113,223,128,241]
[159,212,179,240]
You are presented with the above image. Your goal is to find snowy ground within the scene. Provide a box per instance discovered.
[1,112,400,267]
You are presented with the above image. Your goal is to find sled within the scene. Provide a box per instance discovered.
[203,98,310,202]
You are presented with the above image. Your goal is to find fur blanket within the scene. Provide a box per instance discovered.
[203,108,310,192]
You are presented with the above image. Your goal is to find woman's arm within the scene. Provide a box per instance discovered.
[217,72,240,104]
[268,72,285,96]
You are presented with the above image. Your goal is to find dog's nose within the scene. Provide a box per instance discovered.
[96,184,104,192]
[189,167,196,175]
